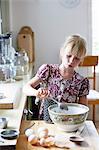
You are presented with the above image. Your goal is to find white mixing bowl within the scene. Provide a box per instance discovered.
[48,103,89,132]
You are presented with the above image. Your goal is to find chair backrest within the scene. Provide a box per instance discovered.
[79,56,98,90]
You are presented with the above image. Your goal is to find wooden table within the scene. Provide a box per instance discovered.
[16,120,99,150]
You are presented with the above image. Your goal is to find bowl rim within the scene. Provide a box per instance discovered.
[0,129,19,139]
[48,103,89,116]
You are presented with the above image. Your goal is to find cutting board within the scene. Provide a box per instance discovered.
[17,26,35,63]
[16,120,99,150]
[0,83,22,109]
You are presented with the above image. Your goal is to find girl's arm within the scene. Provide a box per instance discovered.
[79,96,88,106]
[23,75,41,97]
[23,75,49,99]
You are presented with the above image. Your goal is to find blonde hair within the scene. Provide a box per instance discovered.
[60,35,87,60]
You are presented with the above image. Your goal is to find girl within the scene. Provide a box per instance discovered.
[23,35,89,122]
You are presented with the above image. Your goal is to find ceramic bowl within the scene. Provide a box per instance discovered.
[48,103,89,132]
[0,129,19,139]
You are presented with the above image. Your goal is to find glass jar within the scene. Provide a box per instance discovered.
[0,54,15,83]
[0,33,16,82]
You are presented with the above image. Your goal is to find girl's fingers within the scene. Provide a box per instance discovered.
[37,88,49,99]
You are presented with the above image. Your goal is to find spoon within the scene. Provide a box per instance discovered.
[40,83,68,110]
[24,122,35,133]
[69,125,85,143]
[51,98,68,111]
[69,136,84,142]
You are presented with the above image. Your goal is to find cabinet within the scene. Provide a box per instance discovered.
[23,85,40,120]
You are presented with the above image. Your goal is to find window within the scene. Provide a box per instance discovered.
[92,0,99,72]
[0,1,2,34]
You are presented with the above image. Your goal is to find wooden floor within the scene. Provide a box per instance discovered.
[95,121,99,133]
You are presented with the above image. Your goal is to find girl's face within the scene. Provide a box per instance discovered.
[61,52,82,69]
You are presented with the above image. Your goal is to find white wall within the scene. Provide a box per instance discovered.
[9,0,92,71]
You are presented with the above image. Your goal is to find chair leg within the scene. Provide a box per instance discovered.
[93,104,96,123]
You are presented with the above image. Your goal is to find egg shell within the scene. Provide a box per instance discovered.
[25,128,34,137]
[45,136,55,146]
[39,137,50,147]
[54,134,75,148]
[39,136,55,147]
[45,136,55,144]
[28,134,38,145]
[39,137,46,146]
[38,130,48,139]
[37,127,48,134]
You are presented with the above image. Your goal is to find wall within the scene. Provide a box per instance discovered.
[9,0,92,71]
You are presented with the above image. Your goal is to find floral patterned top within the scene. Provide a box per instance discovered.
[36,64,89,121]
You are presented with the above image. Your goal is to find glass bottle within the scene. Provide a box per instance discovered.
[14,52,24,80]
[0,35,4,55]
[0,54,6,82]
[22,51,29,75]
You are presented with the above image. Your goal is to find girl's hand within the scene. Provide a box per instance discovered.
[36,88,50,99]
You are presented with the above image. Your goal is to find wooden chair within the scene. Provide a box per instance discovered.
[79,56,99,123]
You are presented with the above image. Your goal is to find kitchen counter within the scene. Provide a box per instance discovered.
[0,63,34,147]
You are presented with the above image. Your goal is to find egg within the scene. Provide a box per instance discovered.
[39,137,46,146]
[37,127,48,134]
[39,136,55,147]
[54,134,74,148]
[28,134,38,145]
[37,127,48,138]
[25,128,34,137]
[38,130,48,139]
[45,136,55,146]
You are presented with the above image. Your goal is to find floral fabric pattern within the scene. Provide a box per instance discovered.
[36,64,89,121]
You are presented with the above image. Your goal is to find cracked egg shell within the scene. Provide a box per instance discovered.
[28,134,38,145]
